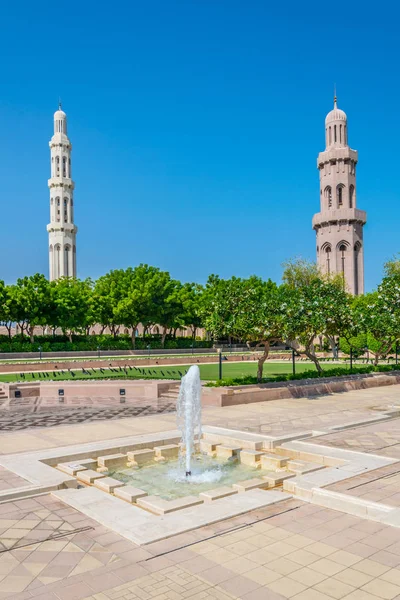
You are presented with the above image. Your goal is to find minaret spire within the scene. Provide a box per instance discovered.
[334,84,337,108]
[312,97,367,295]
[47,106,78,280]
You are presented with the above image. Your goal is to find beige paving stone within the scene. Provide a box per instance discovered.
[290,589,335,600]
[380,568,400,585]
[305,542,336,557]
[361,578,400,599]
[245,566,283,585]
[314,577,356,599]
[222,556,259,574]
[310,558,346,576]
[328,550,362,567]
[267,576,307,598]
[289,566,328,586]
[267,557,302,576]
[353,558,392,577]
[285,549,320,566]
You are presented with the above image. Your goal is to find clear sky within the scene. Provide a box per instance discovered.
[0,0,398,290]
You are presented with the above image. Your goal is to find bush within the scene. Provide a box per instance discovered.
[0,334,212,353]
[206,363,398,387]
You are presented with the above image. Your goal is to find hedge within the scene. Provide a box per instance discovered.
[206,363,400,387]
[0,334,212,353]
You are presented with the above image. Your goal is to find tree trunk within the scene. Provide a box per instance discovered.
[256,341,270,382]
[68,331,73,343]
[304,346,323,373]
[28,326,34,344]
[191,327,197,339]
[5,323,12,339]
[99,325,106,335]
[161,327,167,348]
[130,326,137,349]
[328,336,338,359]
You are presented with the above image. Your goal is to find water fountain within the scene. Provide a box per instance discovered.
[176,365,202,476]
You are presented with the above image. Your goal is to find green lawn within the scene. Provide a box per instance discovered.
[0,360,354,383]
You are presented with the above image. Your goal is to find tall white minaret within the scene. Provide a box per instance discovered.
[312,96,366,295]
[47,104,77,280]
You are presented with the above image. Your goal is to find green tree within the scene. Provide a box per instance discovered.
[353,275,400,365]
[0,284,16,338]
[201,275,283,380]
[51,277,94,341]
[93,270,126,336]
[9,274,53,342]
[281,259,352,372]
[114,265,177,348]
[179,283,204,338]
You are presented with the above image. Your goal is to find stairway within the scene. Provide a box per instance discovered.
[159,383,180,401]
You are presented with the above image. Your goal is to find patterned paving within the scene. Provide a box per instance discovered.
[0,403,175,431]
[4,386,400,598]
[6,496,400,600]
[313,418,400,458]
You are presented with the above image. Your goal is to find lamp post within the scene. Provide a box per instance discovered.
[147,344,151,358]
[38,346,42,360]
[366,346,369,364]
[350,347,353,372]
[396,342,399,366]
[97,345,100,359]
[191,343,194,355]
[292,349,296,376]
[217,348,222,380]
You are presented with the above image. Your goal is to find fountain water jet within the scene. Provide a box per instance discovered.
[176,365,202,477]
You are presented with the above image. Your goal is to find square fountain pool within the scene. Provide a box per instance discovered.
[109,454,260,500]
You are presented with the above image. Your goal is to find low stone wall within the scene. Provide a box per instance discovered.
[202,372,400,407]
[6,380,178,399]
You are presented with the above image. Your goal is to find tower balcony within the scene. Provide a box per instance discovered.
[47,223,78,234]
[48,177,75,189]
[312,208,367,230]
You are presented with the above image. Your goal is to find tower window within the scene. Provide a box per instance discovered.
[337,185,344,207]
[324,186,332,208]
[340,124,342,143]
[325,246,331,274]
[62,157,67,177]
[334,125,337,142]
[329,126,332,145]
[349,185,354,208]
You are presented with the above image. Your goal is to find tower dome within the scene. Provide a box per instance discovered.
[53,103,67,135]
[325,96,347,125]
[324,96,348,148]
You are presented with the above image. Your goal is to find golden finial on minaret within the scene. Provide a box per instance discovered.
[334,84,337,108]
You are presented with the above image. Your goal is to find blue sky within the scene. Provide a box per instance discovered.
[0,0,398,290]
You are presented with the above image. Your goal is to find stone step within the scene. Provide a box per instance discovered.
[216,445,242,459]
[262,471,297,487]
[240,450,265,467]
[114,485,148,503]
[137,495,203,515]
[199,486,238,502]
[232,478,269,492]
[287,460,325,475]
[94,477,125,494]
[260,454,290,470]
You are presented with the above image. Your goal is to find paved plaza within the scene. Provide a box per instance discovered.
[2,386,400,598]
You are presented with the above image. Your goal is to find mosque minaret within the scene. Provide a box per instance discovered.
[47,104,77,280]
[312,96,366,295]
